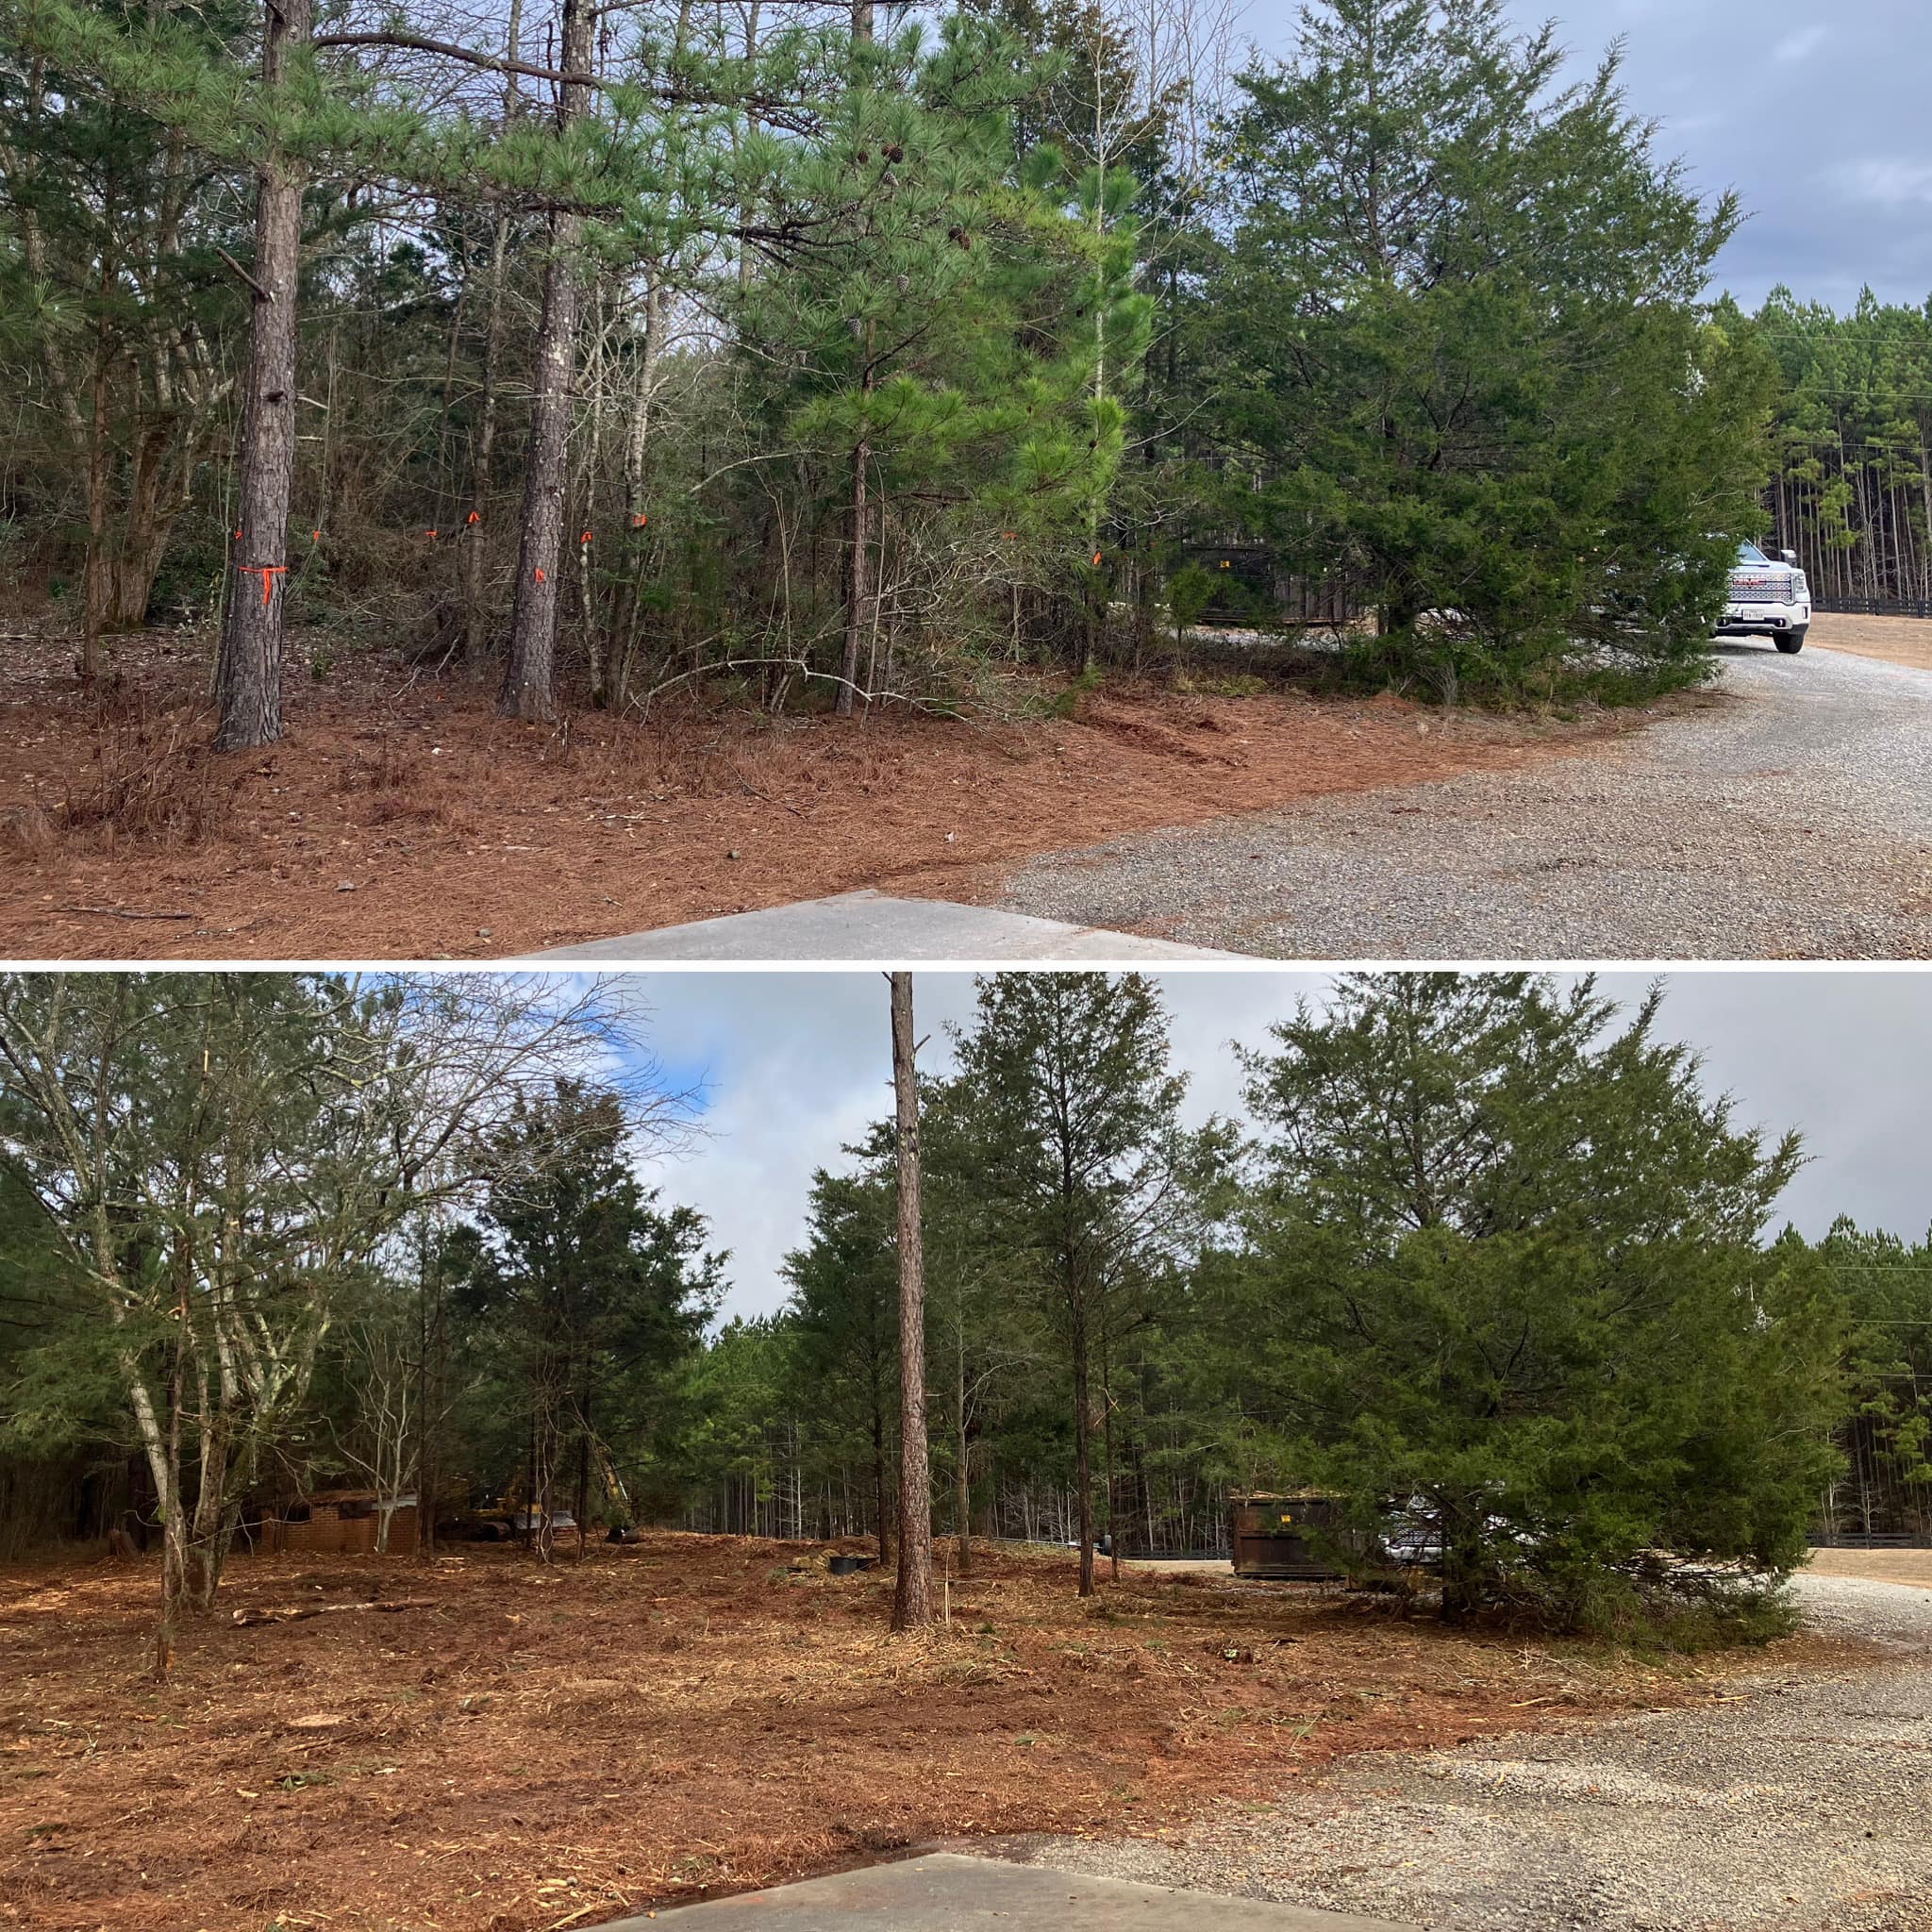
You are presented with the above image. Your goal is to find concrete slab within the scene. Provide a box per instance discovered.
[525,891,1246,961]
[600,1853,1411,1930]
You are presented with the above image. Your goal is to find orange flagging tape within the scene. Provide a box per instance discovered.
[535,567,546,584]
[468,510,480,525]
[580,529,593,544]
[631,513,648,527]
[239,563,287,608]
[427,528,438,540]
[311,529,320,542]
[1092,551,1103,566]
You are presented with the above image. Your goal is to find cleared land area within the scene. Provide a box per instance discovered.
[0,629,1624,961]
[1807,1546,1932,1589]
[0,1538,1855,1932]
[1807,611,1932,675]
[8,618,1930,962]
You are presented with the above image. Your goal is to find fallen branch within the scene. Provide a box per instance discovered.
[57,905,197,921]
[232,1597,436,1626]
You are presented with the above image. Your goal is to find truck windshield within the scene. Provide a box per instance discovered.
[1736,541,1772,565]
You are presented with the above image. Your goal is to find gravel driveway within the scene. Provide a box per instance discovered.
[991,644,1932,959]
[987,1574,1932,1932]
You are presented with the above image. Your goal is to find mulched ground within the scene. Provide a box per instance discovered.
[0,625,1645,960]
[0,1536,1858,1932]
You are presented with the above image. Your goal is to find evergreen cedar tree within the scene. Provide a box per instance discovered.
[1220,974,1849,1629]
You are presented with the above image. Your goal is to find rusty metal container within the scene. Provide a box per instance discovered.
[1229,1491,1355,1580]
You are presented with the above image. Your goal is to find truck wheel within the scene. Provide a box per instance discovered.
[1776,627,1807,654]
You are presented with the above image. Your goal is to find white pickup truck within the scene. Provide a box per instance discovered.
[1718,541,1810,654]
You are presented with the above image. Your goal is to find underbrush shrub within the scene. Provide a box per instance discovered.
[1356,1562,1797,1652]
[1322,621,1722,708]
[1556,1565,1800,1654]
[1444,1550,1791,1648]
[54,691,240,850]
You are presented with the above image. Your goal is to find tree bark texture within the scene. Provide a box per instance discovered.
[499,0,592,722]
[215,0,314,750]
[889,972,932,1629]
[837,331,875,716]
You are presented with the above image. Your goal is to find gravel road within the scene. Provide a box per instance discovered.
[991,644,1932,959]
[986,1574,1932,1932]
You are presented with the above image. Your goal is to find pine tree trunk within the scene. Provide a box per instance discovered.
[889,973,932,1630]
[954,1324,972,1576]
[1102,1337,1120,1582]
[463,212,510,668]
[81,272,112,683]
[153,1255,194,1675]
[840,413,874,713]
[499,0,591,721]
[872,1394,891,1566]
[1071,1291,1094,1597]
[215,0,312,750]
[500,225,580,721]
[461,0,523,672]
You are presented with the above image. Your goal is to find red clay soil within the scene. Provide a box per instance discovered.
[0,1537,1854,1932]
[0,628,1662,961]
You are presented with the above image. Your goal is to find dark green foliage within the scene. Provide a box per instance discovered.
[5,0,1865,716]
[442,1076,723,1539]
[782,1159,901,1555]
[1194,0,1773,699]
[1217,974,1849,1629]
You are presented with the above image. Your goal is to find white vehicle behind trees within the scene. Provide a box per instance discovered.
[1719,541,1811,654]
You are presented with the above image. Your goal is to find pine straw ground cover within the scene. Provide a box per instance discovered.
[0,1537,1860,1932]
[0,626,1662,960]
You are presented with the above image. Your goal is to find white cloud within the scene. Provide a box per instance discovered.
[1832,158,1932,208]
[1772,23,1828,62]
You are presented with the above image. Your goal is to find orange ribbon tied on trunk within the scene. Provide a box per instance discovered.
[535,566,547,584]
[239,563,287,608]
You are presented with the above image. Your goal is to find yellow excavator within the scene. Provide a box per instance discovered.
[464,1441,633,1542]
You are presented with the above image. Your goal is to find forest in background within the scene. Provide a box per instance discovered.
[0,0,1816,734]
[4,970,1929,1657]
[1757,290,1932,609]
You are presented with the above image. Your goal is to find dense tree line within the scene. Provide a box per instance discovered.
[8,968,1913,1652]
[1754,289,1932,607]
[1,0,1791,723]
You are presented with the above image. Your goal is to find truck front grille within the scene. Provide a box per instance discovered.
[1730,572,1797,605]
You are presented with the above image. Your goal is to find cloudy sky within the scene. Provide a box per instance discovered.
[608,971,1932,1324]
[1239,0,1932,312]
